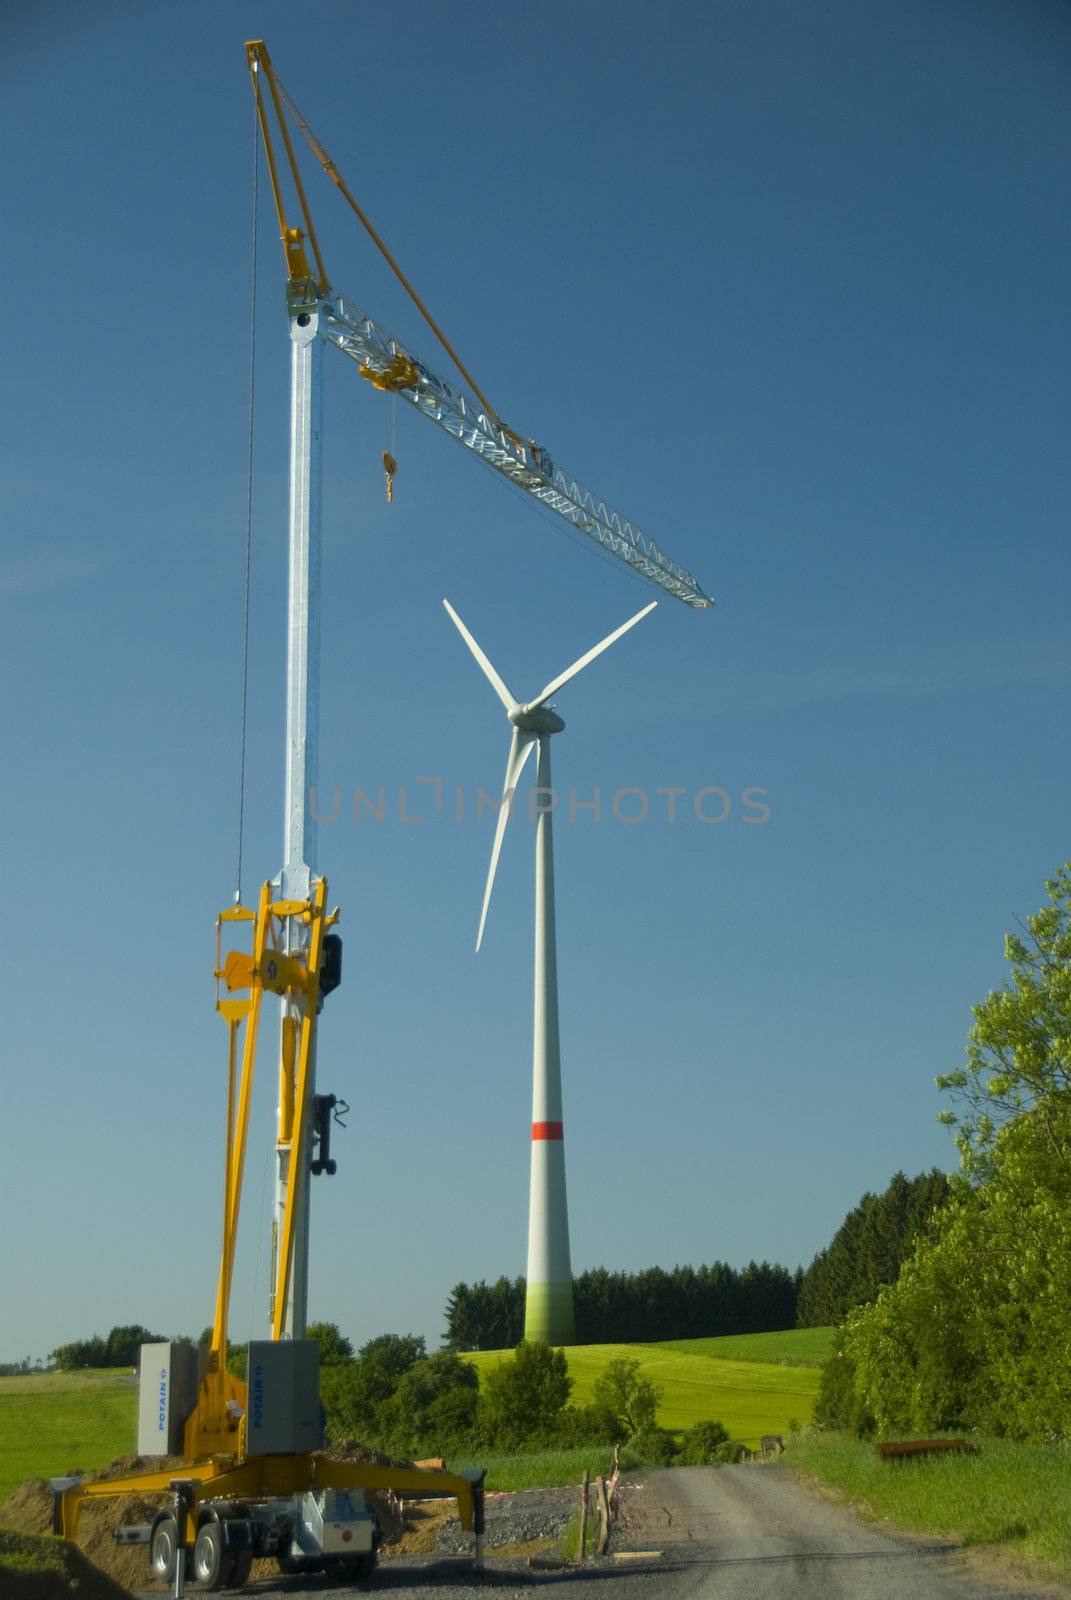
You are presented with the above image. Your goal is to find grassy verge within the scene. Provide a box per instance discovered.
[787,1429,1071,1585]
[0,1372,135,1505]
[451,1446,615,1492]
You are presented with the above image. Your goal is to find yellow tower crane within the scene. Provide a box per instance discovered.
[55,37,711,1590]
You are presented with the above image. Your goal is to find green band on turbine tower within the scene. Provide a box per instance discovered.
[524,1281,575,1346]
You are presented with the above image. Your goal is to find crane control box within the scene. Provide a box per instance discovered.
[246,1340,322,1455]
[137,1342,201,1455]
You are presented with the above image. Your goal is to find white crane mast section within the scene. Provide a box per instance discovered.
[321,289,712,609]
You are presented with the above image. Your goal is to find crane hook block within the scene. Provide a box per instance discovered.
[382,451,397,503]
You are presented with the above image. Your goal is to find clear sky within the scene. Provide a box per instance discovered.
[3,0,1069,1363]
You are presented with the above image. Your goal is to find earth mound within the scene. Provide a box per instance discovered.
[0,1527,135,1600]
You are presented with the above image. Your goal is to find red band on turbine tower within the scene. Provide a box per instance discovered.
[531,1121,564,1141]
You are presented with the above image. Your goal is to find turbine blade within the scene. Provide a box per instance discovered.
[476,729,536,951]
[526,600,658,710]
[443,598,517,712]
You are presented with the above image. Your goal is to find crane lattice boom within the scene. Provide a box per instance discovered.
[322,288,711,608]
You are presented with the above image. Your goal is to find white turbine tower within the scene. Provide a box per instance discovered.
[444,596,657,1345]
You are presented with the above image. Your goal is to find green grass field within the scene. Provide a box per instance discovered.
[0,1371,135,1506]
[465,1329,826,1447]
[787,1429,1071,1586]
[659,1327,835,1367]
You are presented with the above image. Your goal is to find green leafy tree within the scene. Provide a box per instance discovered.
[479,1341,572,1447]
[51,1326,162,1370]
[834,1097,1071,1440]
[937,862,1071,1176]
[321,1333,425,1440]
[822,868,1071,1443]
[590,1357,661,1439]
[376,1353,479,1455]
[306,1321,354,1364]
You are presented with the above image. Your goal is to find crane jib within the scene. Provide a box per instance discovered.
[319,289,713,610]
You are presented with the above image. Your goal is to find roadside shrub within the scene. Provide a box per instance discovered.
[813,1327,875,1437]
[677,1420,728,1464]
[620,1425,678,1468]
[554,1403,617,1447]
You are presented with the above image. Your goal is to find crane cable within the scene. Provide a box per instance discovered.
[234,86,260,906]
[268,68,520,448]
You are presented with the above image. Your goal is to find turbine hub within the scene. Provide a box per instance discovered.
[510,705,565,735]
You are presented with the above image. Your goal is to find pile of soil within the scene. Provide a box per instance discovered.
[0,1478,54,1536]
[0,1527,135,1600]
[0,1458,184,1593]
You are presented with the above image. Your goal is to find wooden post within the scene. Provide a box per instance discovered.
[578,1470,589,1563]
[595,1474,611,1555]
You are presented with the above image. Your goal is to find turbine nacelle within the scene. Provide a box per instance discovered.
[510,705,566,735]
[442,595,657,951]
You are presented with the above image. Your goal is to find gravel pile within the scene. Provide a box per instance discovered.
[435,1487,576,1554]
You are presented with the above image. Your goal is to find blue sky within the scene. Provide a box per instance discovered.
[3,0,1069,1363]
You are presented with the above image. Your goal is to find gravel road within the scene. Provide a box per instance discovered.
[139,1463,1067,1600]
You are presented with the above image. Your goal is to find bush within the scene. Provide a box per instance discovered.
[677,1419,728,1464]
[554,1404,618,1447]
[620,1425,678,1468]
[813,1328,874,1436]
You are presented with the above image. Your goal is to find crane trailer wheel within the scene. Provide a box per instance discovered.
[149,1514,178,1583]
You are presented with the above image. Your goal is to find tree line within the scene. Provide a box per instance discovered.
[795,1168,950,1328]
[444,1259,802,1351]
[817,863,1071,1445]
[50,1323,164,1369]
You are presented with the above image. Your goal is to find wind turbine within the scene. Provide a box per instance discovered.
[443,596,657,1345]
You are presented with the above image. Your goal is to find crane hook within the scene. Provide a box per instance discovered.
[382,450,397,502]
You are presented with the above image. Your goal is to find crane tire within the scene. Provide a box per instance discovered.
[149,1514,178,1583]
[192,1521,236,1590]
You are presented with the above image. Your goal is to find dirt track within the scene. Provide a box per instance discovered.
[141,1463,1067,1600]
